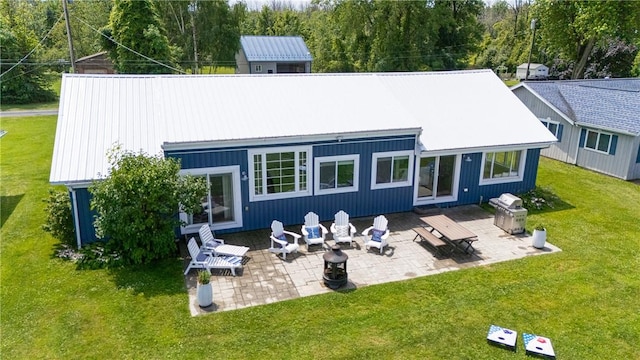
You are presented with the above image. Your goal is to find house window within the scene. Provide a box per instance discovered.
[481,150,525,184]
[540,119,560,138]
[371,151,414,190]
[585,129,611,153]
[248,146,311,201]
[254,64,262,73]
[314,155,359,195]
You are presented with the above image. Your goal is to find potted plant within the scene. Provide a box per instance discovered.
[532,223,547,249]
[196,270,213,308]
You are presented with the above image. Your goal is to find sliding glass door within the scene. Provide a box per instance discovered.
[180,166,242,234]
[415,154,459,204]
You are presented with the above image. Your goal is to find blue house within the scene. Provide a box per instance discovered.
[50,70,557,247]
[512,78,640,180]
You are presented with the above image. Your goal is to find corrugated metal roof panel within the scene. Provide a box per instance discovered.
[50,70,556,184]
[240,36,312,62]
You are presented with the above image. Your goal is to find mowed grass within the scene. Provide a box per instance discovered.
[1,116,639,359]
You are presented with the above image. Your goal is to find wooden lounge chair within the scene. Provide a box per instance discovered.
[184,238,242,276]
[198,224,249,258]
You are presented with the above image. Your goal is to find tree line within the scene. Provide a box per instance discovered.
[2,0,639,104]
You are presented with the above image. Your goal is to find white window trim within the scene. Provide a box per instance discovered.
[584,129,612,154]
[178,165,243,233]
[370,150,415,190]
[540,117,560,138]
[314,154,360,195]
[413,154,460,205]
[248,146,312,202]
[254,64,262,73]
[479,149,527,185]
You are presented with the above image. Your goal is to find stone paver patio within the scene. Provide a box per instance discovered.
[183,205,561,315]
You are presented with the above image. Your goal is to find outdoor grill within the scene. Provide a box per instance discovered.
[323,245,348,289]
[489,193,528,234]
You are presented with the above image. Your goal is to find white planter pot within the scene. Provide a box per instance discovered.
[197,283,213,308]
[532,229,547,249]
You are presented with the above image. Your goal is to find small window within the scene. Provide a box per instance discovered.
[480,150,525,184]
[254,65,262,73]
[314,155,359,195]
[584,129,611,153]
[371,151,414,190]
[540,119,560,139]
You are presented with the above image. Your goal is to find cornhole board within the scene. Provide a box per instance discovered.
[523,333,555,358]
[487,325,517,351]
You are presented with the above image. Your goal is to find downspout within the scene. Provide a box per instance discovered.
[68,187,82,249]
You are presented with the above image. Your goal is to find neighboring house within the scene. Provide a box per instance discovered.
[235,35,312,74]
[50,70,556,247]
[512,78,640,180]
[516,63,548,80]
[75,51,115,74]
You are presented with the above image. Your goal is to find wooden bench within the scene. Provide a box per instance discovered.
[412,227,449,256]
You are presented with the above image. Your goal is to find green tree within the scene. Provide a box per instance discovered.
[0,0,56,104]
[100,0,175,74]
[90,149,207,265]
[533,0,640,79]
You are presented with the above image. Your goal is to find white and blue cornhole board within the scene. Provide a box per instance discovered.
[487,325,517,351]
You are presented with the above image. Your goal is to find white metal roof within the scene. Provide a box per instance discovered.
[50,70,556,184]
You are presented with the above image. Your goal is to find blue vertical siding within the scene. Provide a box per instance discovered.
[166,136,417,232]
[72,188,99,244]
[73,138,545,244]
[440,148,541,207]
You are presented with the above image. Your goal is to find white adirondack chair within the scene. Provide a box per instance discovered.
[330,210,357,247]
[269,220,301,260]
[362,215,390,254]
[300,212,328,250]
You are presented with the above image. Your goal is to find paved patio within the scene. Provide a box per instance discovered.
[183,205,561,316]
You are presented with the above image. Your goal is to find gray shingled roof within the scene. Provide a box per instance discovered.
[240,36,312,62]
[525,79,640,135]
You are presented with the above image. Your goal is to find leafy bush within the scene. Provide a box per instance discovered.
[42,189,76,246]
[90,148,206,265]
[198,271,211,285]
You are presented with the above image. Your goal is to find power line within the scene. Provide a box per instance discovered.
[72,14,186,74]
[0,13,64,79]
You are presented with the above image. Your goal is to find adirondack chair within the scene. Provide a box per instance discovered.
[269,220,301,260]
[300,212,328,250]
[184,238,242,276]
[362,215,390,254]
[198,224,249,258]
[330,210,357,247]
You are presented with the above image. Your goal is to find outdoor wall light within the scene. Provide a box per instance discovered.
[241,171,249,181]
[464,155,473,162]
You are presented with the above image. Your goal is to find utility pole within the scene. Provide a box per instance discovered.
[525,18,537,81]
[188,1,199,74]
[62,0,76,73]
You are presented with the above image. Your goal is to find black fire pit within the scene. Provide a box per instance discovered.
[323,245,348,289]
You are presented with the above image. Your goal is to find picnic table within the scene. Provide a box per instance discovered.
[420,215,478,255]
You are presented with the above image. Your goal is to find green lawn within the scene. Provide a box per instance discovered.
[1,116,639,359]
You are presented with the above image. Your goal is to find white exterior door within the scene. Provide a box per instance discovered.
[414,154,460,205]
